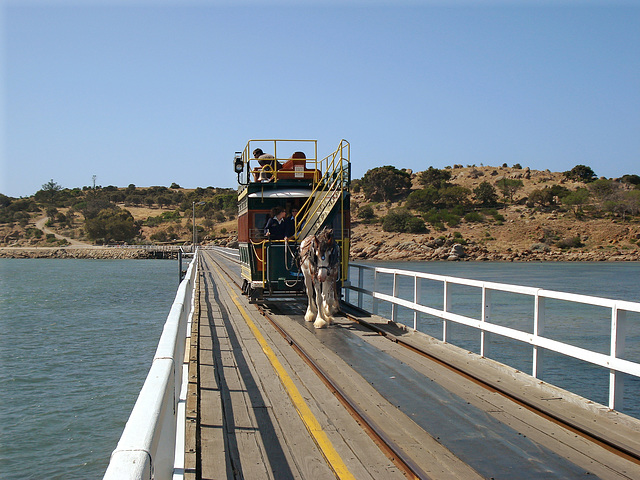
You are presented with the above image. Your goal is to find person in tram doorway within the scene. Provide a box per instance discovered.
[284,207,298,239]
[253,148,279,182]
[264,207,287,240]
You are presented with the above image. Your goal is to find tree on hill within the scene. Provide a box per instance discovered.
[0,197,37,224]
[34,179,63,204]
[439,185,471,208]
[360,166,412,202]
[588,178,618,203]
[418,167,452,189]
[495,178,523,203]
[405,187,439,212]
[85,208,137,243]
[81,192,116,220]
[0,193,11,208]
[621,174,640,186]
[527,187,555,207]
[473,181,498,206]
[562,187,590,216]
[564,164,596,183]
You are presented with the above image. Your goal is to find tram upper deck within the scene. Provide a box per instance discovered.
[234,139,351,241]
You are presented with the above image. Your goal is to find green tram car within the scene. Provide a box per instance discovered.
[234,139,351,303]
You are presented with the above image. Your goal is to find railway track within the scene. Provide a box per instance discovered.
[202,248,429,479]
[199,247,640,479]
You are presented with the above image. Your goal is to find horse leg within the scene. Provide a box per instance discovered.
[315,280,334,328]
[303,266,317,323]
[313,280,329,329]
[327,278,339,315]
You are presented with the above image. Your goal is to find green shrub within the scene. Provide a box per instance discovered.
[423,208,460,228]
[464,211,484,223]
[405,188,438,211]
[404,216,427,233]
[357,205,375,220]
[151,231,168,242]
[484,209,505,222]
[382,208,426,233]
[145,210,182,227]
[556,236,583,249]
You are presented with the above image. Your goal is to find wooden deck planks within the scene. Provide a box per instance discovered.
[195,262,337,479]
[266,312,483,480]
[337,310,640,480]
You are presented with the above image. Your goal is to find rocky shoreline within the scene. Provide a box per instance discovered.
[350,236,640,262]
[2,242,639,262]
[0,247,160,259]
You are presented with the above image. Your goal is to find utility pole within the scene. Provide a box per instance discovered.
[192,201,205,250]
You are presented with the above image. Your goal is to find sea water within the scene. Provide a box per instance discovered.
[1,259,639,479]
[0,259,178,480]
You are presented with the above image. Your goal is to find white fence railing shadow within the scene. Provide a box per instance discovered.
[345,263,640,412]
[104,252,198,480]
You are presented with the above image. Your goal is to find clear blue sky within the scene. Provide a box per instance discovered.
[2,1,639,198]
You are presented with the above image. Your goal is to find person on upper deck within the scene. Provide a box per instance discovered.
[253,148,279,182]
[264,207,287,240]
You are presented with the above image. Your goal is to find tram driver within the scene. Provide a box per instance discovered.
[253,148,280,182]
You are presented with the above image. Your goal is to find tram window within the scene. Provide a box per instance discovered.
[254,212,270,235]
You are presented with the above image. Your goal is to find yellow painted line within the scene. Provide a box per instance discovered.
[211,265,356,480]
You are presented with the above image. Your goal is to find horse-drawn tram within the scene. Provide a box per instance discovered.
[233,139,350,306]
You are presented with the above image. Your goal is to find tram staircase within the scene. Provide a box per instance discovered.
[296,163,346,240]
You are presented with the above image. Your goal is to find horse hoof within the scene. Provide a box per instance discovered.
[304,311,316,323]
[314,318,327,329]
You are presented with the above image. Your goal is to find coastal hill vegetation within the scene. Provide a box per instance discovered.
[1,163,640,260]
[0,182,237,247]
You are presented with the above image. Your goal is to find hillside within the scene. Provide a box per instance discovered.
[1,166,640,261]
[350,165,640,261]
[0,185,238,250]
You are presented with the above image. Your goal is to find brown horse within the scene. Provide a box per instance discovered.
[299,227,340,328]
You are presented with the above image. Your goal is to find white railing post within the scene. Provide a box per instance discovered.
[373,269,379,315]
[481,287,491,357]
[609,306,628,411]
[532,294,546,379]
[391,272,398,323]
[443,279,451,343]
[357,266,364,309]
[413,275,421,331]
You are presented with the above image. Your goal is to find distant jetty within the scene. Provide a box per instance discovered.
[0,246,181,259]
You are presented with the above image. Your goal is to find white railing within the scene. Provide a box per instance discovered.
[345,263,640,412]
[104,251,199,480]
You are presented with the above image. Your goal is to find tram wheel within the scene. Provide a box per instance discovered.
[249,286,263,304]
